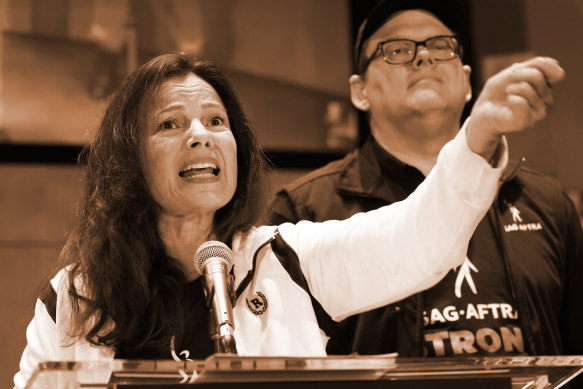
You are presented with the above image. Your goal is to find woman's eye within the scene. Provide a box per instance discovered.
[159,120,177,131]
[209,116,225,126]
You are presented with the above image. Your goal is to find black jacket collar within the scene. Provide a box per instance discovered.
[336,135,524,200]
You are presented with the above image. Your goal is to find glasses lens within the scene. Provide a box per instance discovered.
[427,37,458,60]
[382,40,415,64]
[378,36,459,65]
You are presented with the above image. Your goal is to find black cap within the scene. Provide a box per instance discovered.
[354,0,465,72]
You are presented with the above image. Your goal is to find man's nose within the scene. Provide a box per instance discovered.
[412,46,435,68]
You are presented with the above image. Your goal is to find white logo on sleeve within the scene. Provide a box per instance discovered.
[503,202,543,232]
[509,203,522,222]
[454,257,479,298]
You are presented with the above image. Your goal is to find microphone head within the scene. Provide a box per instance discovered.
[194,240,233,273]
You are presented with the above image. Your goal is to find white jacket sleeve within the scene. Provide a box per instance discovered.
[13,297,59,389]
[277,125,506,321]
[13,268,115,389]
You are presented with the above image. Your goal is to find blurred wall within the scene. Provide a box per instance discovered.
[1,1,582,388]
[0,165,82,387]
[471,0,583,192]
[0,0,354,148]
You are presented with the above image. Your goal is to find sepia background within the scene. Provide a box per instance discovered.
[1,0,582,386]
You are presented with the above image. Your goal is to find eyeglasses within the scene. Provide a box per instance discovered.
[360,35,460,72]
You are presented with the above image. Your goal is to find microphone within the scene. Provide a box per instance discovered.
[194,241,237,354]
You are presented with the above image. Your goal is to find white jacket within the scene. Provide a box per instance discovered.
[14,127,506,388]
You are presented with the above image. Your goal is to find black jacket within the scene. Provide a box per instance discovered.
[268,136,583,357]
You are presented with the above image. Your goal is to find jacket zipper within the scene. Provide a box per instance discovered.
[488,197,537,355]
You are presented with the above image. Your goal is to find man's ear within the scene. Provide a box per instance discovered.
[463,64,472,102]
[349,74,370,111]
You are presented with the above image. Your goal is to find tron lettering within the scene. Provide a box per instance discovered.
[425,331,448,356]
[450,330,477,354]
[501,326,524,352]
[425,326,525,356]
[476,328,501,352]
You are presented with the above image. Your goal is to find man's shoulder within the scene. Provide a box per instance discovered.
[504,164,573,210]
[511,166,566,193]
[282,150,359,194]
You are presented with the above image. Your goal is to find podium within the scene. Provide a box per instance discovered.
[25,355,583,388]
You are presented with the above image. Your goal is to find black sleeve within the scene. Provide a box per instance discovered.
[266,189,302,225]
[559,193,583,355]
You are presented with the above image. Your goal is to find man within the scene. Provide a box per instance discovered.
[268,0,582,359]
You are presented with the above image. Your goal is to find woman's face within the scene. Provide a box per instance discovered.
[140,73,238,219]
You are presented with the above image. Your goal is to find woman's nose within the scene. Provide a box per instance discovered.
[185,119,214,148]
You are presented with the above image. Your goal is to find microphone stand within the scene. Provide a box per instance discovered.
[205,276,238,354]
[208,308,237,354]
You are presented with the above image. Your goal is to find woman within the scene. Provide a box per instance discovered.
[14,52,506,387]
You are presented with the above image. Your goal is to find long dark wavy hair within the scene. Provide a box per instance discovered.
[60,52,270,354]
